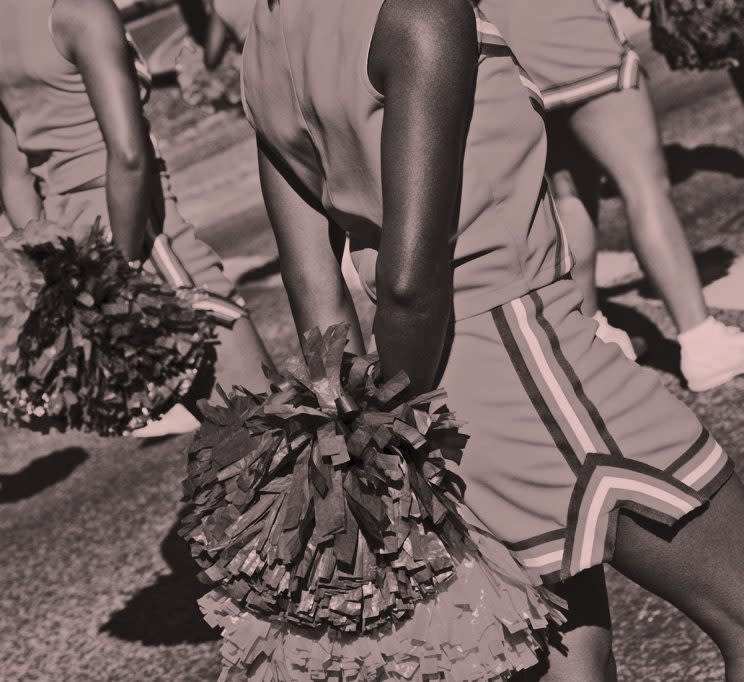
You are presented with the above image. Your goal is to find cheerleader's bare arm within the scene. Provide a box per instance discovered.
[257,140,366,356]
[51,0,151,260]
[0,106,42,229]
[369,0,478,393]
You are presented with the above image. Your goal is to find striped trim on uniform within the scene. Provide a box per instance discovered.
[492,291,731,582]
[543,0,642,110]
[191,293,248,325]
[562,454,705,577]
[475,15,545,115]
[149,234,195,289]
[540,0,642,110]
[472,11,575,282]
[541,48,641,111]
[667,428,734,498]
[147,234,247,325]
[126,34,247,326]
[503,529,566,584]
[545,183,573,281]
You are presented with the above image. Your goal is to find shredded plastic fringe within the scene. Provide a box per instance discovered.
[201,553,557,681]
[181,324,565,680]
[0,216,216,435]
[627,0,744,70]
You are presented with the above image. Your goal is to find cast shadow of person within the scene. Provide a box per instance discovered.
[601,143,744,199]
[100,507,218,645]
[0,447,88,504]
[602,245,739,381]
[600,245,737,303]
[601,301,683,381]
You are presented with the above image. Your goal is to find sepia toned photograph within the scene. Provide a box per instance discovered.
[2,0,744,680]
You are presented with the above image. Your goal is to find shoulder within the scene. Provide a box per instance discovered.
[51,0,126,52]
[378,0,476,64]
[371,0,478,90]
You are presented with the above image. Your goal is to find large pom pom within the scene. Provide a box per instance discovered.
[635,0,744,70]
[181,324,565,680]
[0,216,216,435]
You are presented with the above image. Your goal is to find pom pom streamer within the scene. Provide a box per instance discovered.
[627,0,744,70]
[0,217,216,435]
[181,324,565,680]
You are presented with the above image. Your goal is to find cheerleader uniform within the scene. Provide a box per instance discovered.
[479,0,643,111]
[0,0,245,325]
[239,0,734,592]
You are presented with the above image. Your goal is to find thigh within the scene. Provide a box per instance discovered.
[546,112,600,221]
[516,567,615,682]
[440,277,731,585]
[567,79,667,183]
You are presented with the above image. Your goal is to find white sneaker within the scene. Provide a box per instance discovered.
[680,317,744,392]
[130,404,201,438]
[593,311,637,361]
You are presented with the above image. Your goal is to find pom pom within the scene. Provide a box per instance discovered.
[633,0,744,70]
[0,216,216,435]
[176,37,242,112]
[181,324,565,680]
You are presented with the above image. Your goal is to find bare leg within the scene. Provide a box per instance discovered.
[613,474,744,680]
[567,80,708,333]
[546,114,601,317]
[515,567,616,682]
[212,316,273,395]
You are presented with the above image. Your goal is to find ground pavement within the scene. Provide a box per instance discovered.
[2,6,744,681]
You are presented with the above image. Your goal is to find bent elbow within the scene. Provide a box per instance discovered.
[376,255,454,316]
[378,278,421,310]
[109,144,148,173]
[376,266,434,312]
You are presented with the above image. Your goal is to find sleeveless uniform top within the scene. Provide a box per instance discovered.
[241,0,572,321]
[0,0,108,195]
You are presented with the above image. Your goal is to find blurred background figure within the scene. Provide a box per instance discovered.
[0,0,272,436]
[202,0,252,69]
[481,0,744,392]
[173,0,247,109]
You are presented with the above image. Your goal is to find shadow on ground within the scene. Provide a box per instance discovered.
[599,245,737,302]
[0,447,89,504]
[235,256,280,285]
[602,301,683,381]
[601,143,744,198]
[100,508,218,645]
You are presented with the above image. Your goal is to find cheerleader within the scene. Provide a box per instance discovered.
[234,0,744,679]
[203,0,253,69]
[0,0,272,434]
[480,0,744,392]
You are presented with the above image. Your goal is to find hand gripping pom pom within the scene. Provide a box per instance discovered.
[0,216,216,435]
[181,324,565,681]
[628,0,744,70]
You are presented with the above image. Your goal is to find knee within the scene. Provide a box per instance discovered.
[612,144,672,209]
[528,631,615,682]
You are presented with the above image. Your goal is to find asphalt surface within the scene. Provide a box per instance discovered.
[2,7,744,682]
